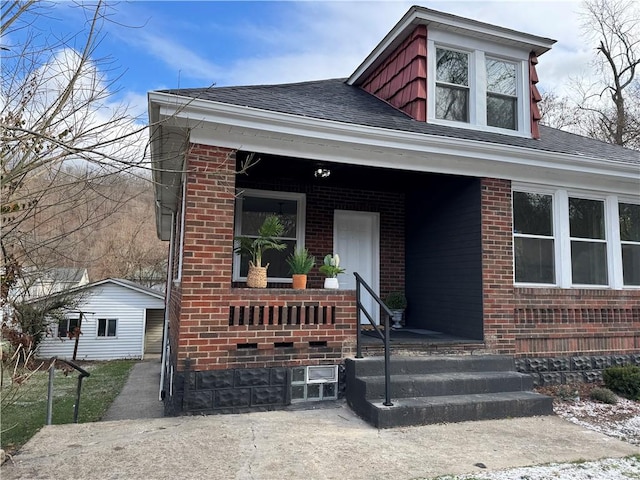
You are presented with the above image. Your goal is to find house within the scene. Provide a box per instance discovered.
[148,7,639,420]
[36,278,165,361]
[17,267,90,301]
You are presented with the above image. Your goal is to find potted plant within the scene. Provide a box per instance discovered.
[286,248,316,290]
[318,253,345,289]
[234,215,286,288]
[385,291,407,329]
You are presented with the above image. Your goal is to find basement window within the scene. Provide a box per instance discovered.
[291,365,338,403]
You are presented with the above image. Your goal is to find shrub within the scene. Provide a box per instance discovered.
[603,365,640,401]
[589,387,618,404]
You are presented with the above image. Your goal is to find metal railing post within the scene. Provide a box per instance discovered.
[356,278,362,358]
[353,272,393,406]
[383,314,392,406]
[46,360,55,425]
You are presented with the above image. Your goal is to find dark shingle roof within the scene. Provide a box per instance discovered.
[163,79,640,165]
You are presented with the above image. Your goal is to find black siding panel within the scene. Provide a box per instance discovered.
[406,177,483,339]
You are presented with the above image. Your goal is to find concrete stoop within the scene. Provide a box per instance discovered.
[345,355,554,428]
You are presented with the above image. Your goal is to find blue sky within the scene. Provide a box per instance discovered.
[4,1,590,122]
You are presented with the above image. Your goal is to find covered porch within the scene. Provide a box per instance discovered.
[234,151,485,345]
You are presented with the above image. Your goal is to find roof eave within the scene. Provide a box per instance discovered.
[348,6,556,86]
[150,92,639,197]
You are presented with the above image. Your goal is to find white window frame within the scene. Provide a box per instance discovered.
[233,189,306,283]
[485,56,519,130]
[97,318,117,338]
[512,188,558,286]
[427,32,530,137]
[618,198,640,287]
[434,46,471,123]
[513,184,640,290]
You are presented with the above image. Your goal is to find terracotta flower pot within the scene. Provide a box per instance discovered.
[292,274,307,290]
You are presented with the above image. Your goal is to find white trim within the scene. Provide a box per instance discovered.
[149,93,639,197]
[233,189,306,283]
[429,41,529,137]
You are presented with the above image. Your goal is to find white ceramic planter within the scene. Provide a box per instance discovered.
[324,277,339,289]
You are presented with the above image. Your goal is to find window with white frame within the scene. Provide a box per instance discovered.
[513,187,640,289]
[428,36,528,136]
[620,202,640,286]
[97,318,117,337]
[486,58,517,130]
[513,192,555,284]
[233,189,305,282]
[569,197,608,285]
[435,48,470,123]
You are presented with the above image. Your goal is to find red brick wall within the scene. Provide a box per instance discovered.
[169,145,359,371]
[481,178,640,356]
[481,178,516,353]
[360,25,427,121]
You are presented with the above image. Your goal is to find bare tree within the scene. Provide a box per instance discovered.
[1,1,151,303]
[541,0,639,150]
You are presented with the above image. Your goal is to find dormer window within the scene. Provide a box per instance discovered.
[427,35,531,137]
[435,48,469,123]
[486,58,517,130]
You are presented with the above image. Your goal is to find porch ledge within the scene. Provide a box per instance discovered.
[230,288,356,295]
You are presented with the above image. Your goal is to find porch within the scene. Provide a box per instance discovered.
[234,151,485,344]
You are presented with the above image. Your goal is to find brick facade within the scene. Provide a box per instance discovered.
[481,178,640,357]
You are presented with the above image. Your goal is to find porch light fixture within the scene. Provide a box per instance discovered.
[314,167,331,178]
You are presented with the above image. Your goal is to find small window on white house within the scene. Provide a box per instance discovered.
[569,198,608,285]
[513,192,555,284]
[486,58,517,130]
[435,48,470,123]
[97,318,117,337]
[620,202,640,286]
[58,317,80,338]
[234,190,305,282]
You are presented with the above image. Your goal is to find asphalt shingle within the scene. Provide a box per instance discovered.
[162,79,640,165]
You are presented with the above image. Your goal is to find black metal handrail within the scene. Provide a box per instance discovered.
[46,357,91,424]
[354,272,393,406]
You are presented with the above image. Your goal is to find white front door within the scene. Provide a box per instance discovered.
[334,210,380,325]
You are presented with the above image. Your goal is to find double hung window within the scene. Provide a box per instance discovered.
[234,189,305,282]
[513,192,555,283]
[569,198,607,285]
[435,48,470,123]
[620,203,640,285]
[486,58,517,130]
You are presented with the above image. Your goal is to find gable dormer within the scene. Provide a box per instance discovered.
[348,7,555,139]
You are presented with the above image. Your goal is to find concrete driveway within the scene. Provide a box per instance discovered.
[3,402,638,480]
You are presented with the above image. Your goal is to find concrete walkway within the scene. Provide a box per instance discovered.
[3,402,638,480]
[101,357,164,421]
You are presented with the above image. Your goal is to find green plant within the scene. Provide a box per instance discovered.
[286,248,316,275]
[603,365,640,400]
[589,386,618,404]
[318,254,345,278]
[234,215,286,268]
[385,291,407,310]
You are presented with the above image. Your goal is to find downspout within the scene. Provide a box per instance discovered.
[159,211,176,401]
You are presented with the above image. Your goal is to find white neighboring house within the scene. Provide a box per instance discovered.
[36,278,165,361]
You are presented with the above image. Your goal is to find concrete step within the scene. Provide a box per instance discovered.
[345,355,553,428]
[353,371,534,399]
[354,391,554,428]
[348,355,516,377]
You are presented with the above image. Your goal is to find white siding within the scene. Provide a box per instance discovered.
[144,309,164,354]
[37,282,165,361]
